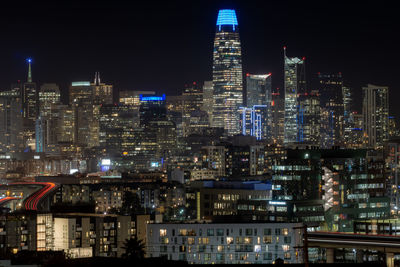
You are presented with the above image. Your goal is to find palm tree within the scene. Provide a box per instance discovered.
[121,237,145,261]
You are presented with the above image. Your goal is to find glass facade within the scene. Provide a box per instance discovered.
[283,48,305,144]
[212,9,243,136]
[362,84,389,149]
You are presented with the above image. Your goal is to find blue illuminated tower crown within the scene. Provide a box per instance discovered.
[216,9,238,31]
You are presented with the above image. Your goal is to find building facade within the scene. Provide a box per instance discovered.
[362,84,389,149]
[146,222,304,264]
[212,9,243,136]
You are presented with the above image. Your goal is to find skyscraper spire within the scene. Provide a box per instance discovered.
[94,72,101,85]
[27,58,32,83]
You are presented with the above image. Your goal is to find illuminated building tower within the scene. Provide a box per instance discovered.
[239,105,268,140]
[212,9,243,136]
[139,94,167,126]
[36,83,61,153]
[202,81,214,126]
[283,47,305,145]
[69,81,92,147]
[349,112,367,148]
[362,84,389,149]
[166,95,184,138]
[35,103,72,154]
[138,94,173,169]
[92,72,113,105]
[119,90,155,128]
[0,89,24,153]
[22,58,38,151]
[119,90,155,107]
[246,73,272,107]
[99,104,135,157]
[246,74,272,140]
[297,90,320,145]
[182,82,203,136]
[342,85,353,147]
[271,90,285,144]
[39,83,60,117]
[318,73,344,148]
[57,104,75,144]
[23,58,38,120]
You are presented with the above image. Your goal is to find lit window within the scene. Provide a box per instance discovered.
[160,229,167,237]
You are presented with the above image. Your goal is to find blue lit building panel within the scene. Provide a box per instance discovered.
[216,9,238,31]
[140,94,166,101]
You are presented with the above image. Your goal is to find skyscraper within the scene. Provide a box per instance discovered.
[246,73,272,141]
[0,89,24,153]
[23,58,37,121]
[92,72,113,105]
[182,82,203,136]
[318,73,344,148]
[246,73,272,107]
[283,47,305,144]
[212,9,243,136]
[22,58,38,151]
[362,84,389,149]
[297,91,320,145]
[202,81,213,126]
[39,83,61,117]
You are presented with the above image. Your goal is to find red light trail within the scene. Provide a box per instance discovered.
[2,182,57,211]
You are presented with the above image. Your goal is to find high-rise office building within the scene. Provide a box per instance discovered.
[119,90,155,128]
[0,90,24,153]
[22,59,38,151]
[68,75,113,148]
[202,81,213,126]
[239,105,268,140]
[23,58,38,121]
[297,91,320,145]
[271,91,285,144]
[39,83,61,117]
[246,73,272,107]
[246,74,272,141]
[362,84,389,149]
[283,47,305,144]
[182,82,203,136]
[57,104,75,144]
[318,73,344,148]
[212,9,243,136]
[139,94,167,126]
[92,72,113,105]
[342,85,353,147]
[99,104,135,157]
[69,81,92,147]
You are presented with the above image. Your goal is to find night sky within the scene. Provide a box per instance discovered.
[1,1,399,118]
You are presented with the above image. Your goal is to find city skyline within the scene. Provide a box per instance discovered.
[1,3,400,265]
[1,1,399,118]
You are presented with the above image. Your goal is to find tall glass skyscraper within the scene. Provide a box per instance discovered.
[318,73,344,148]
[362,84,389,149]
[283,47,305,144]
[212,9,243,136]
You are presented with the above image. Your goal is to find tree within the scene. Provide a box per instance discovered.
[121,237,145,261]
[121,191,143,216]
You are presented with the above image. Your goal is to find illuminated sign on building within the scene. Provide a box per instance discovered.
[139,94,166,101]
[269,201,286,206]
[150,162,159,168]
[101,159,111,172]
[71,81,91,87]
